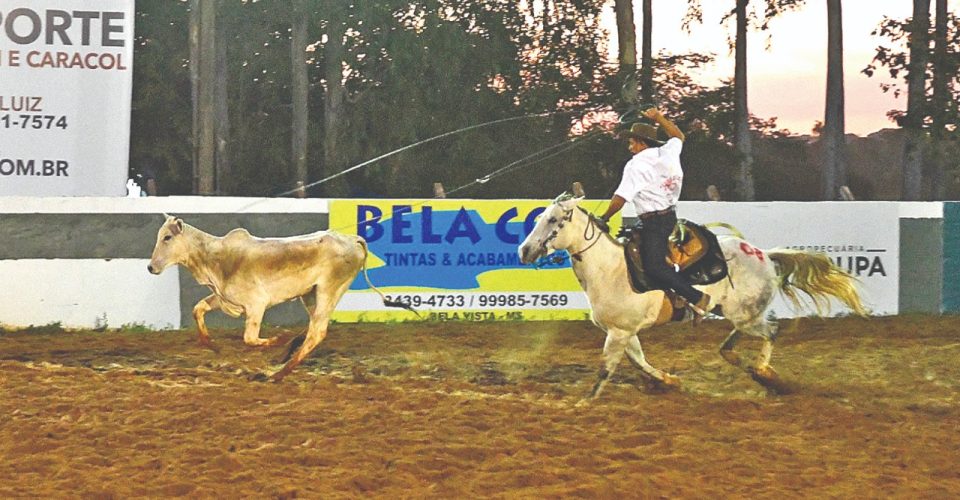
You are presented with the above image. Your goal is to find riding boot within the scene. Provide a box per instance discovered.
[689,293,712,325]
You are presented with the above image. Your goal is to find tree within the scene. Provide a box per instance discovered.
[930,0,950,197]
[685,0,806,201]
[640,0,654,104]
[290,0,309,194]
[190,0,219,194]
[733,0,754,201]
[822,0,846,200]
[903,0,931,200]
[130,1,192,194]
[863,1,960,198]
[613,0,638,107]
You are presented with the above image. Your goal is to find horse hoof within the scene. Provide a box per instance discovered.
[641,373,681,394]
[245,337,280,348]
[750,365,779,382]
[749,366,795,394]
[574,398,592,408]
[662,373,682,387]
[248,372,270,383]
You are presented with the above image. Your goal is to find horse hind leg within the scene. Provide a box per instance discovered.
[625,336,680,391]
[739,320,795,394]
[719,329,744,368]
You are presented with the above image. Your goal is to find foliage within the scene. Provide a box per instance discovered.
[863,12,960,127]
[131,0,617,199]
[128,0,863,202]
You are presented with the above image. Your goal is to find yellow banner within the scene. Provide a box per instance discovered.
[328,199,619,322]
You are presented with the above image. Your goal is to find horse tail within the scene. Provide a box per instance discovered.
[356,238,421,317]
[767,249,868,317]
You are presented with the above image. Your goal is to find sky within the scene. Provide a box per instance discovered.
[602,0,916,136]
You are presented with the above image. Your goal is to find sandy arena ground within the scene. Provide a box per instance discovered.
[1,315,959,498]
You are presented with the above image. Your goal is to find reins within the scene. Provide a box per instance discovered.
[537,205,604,266]
[568,207,605,262]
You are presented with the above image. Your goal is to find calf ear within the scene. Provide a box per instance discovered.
[171,218,183,235]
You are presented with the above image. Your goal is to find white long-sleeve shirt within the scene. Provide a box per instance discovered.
[613,137,683,214]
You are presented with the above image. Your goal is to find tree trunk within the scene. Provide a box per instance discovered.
[193,0,217,195]
[640,0,654,104]
[822,0,846,200]
[734,0,754,201]
[930,0,948,199]
[902,0,930,201]
[214,0,230,195]
[291,0,310,193]
[322,9,348,196]
[189,0,200,194]
[613,0,638,107]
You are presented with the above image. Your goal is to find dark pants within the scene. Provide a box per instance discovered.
[638,210,704,305]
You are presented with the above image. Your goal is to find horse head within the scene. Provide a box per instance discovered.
[518,192,584,264]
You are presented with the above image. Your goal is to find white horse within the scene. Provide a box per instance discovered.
[518,193,866,401]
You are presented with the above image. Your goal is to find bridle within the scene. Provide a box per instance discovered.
[539,205,604,264]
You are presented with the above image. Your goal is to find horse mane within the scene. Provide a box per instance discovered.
[554,191,575,203]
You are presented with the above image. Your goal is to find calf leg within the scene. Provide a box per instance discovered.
[241,304,279,347]
[271,281,351,382]
[193,294,222,352]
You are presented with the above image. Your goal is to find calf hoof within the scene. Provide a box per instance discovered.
[198,339,221,353]
[244,337,280,348]
[263,336,282,347]
[248,372,270,383]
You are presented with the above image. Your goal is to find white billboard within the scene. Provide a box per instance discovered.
[677,202,899,316]
[0,1,134,196]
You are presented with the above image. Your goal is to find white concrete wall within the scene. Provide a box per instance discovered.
[0,259,181,330]
[0,198,946,328]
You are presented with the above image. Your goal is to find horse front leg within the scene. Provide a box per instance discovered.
[624,336,681,390]
[579,330,631,404]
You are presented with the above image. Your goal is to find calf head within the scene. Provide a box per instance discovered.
[148,215,187,274]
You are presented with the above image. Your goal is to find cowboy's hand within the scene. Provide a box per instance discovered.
[642,107,662,120]
[593,215,610,233]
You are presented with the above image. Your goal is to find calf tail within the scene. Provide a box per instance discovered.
[768,249,868,317]
[357,238,421,317]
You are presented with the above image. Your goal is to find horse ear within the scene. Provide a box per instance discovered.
[571,182,586,198]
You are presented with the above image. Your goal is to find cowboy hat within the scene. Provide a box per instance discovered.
[618,122,664,146]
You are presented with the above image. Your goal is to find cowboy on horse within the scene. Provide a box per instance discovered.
[596,107,712,321]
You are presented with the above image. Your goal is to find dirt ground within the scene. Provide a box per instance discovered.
[1,315,959,498]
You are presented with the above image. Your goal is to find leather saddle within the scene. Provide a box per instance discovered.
[622,219,729,324]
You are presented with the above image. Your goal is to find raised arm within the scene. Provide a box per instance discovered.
[643,108,685,142]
